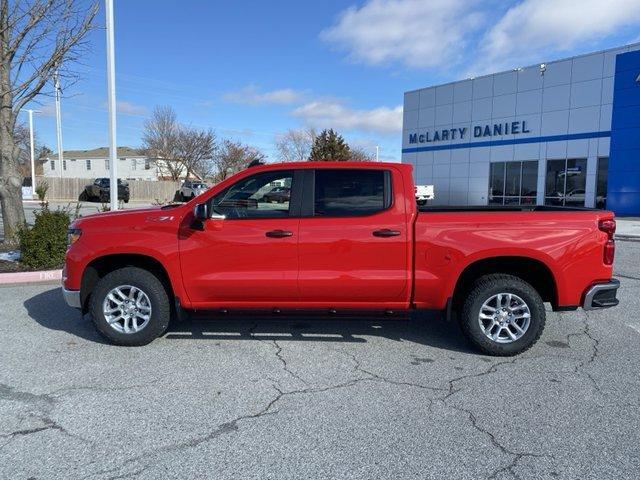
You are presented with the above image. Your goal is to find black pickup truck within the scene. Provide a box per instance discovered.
[80,178,130,203]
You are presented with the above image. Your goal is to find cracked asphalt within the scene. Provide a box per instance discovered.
[1,242,640,479]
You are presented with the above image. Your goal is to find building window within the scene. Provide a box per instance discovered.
[545,158,587,206]
[596,157,609,209]
[86,159,92,171]
[489,161,538,205]
[131,159,137,170]
[144,159,151,170]
[105,159,109,170]
[50,160,55,170]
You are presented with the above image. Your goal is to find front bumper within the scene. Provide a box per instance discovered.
[62,287,81,309]
[583,279,620,310]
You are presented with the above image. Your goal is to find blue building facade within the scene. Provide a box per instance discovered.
[402,43,640,216]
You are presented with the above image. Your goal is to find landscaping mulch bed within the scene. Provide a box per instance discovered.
[0,259,39,273]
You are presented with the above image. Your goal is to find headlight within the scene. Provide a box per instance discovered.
[67,228,82,247]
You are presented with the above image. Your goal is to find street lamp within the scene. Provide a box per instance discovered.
[105,0,118,211]
[27,109,39,198]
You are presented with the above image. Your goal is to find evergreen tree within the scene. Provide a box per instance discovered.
[308,129,351,161]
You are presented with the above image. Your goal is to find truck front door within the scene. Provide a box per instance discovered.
[179,169,301,307]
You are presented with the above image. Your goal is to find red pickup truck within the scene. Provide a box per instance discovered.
[62,162,619,355]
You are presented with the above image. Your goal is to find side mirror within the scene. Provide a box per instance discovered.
[193,203,208,221]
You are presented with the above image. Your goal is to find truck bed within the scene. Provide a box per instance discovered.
[419,205,600,213]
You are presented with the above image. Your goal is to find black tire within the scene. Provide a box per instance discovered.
[123,197,130,204]
[90,267,171,346]
[78,190,89,201]
[459,274,545,356]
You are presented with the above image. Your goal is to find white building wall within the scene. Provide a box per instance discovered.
[43,156,158,180]
[402,43,640,206]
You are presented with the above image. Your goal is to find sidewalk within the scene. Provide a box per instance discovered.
[616,217,640,240]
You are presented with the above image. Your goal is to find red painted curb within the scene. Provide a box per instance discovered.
[0,269,62,285]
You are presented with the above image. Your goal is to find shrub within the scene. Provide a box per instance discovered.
[35,181,49,202]
[18,205,77,269]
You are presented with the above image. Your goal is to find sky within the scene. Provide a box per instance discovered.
[24,0,640,162]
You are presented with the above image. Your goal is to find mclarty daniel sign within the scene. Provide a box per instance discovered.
[408,120,531,144]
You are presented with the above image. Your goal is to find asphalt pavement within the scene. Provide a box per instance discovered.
[0,242,639,479]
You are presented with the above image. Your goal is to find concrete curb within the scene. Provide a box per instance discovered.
[0,269,62,285]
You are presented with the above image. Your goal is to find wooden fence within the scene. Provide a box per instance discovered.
[34,176,181,202]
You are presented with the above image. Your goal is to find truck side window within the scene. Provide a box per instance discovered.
[314,169,388,217]
[212,171,293,219]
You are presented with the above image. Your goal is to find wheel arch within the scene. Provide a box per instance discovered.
[80,253,174,313]
[451,256,558,310]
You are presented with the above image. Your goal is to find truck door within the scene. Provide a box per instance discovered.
[297,168,410,307]
[179,169,301,307]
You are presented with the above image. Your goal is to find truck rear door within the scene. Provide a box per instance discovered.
[297,167,410,307]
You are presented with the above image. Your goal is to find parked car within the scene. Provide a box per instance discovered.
[180,181,208,201]
[262,186,291,203]
[80,178,129,203]
[415,184,435,205]
[63,162,619,355]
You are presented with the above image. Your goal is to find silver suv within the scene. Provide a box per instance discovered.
[180,181,208,201]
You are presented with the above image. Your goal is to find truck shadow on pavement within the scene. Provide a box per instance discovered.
[24,287,474,354]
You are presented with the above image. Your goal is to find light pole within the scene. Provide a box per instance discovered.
[376,145,379,162]
[53,69,64,178]
[105,0,118,210]
[27,109,39,198]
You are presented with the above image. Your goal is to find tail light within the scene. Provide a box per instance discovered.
[598,219,616,265]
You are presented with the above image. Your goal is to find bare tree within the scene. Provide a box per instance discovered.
[143,106,217,181]
[13,122,50,179]
[349,145,375,161]
[176,126,216,180]
[275,127,316,162]
[213,139,265,183]
[0,0,97,245]
[142,106,181,180]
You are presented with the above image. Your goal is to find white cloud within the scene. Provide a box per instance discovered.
[115,101,148,116]
[223,85,306,105]
[293,100,402,134]
[321,0,486,69]
[474,0,640,73]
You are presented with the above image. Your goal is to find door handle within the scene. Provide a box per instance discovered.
[265,229,293,238]
[372,229,401,238]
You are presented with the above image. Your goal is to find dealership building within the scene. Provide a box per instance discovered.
[402,43,640,215]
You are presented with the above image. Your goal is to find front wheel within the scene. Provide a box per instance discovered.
[459,274,545,356]
[90,267,171,346]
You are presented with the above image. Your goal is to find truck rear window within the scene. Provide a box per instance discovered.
[314,169,388,217]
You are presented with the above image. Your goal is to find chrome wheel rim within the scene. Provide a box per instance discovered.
[478,293,531,344]
[102,285,152,334]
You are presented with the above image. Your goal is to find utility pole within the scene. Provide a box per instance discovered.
[53,68,64,178]
[105,0,118,210]
[27,109,37,198]
[376,145,379,162]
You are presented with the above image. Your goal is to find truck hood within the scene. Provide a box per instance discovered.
[71,204,185,229]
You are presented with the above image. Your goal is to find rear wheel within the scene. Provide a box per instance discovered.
[459,274,545,356]
[90,267,171,346]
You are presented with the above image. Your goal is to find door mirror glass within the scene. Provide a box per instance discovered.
[193,203,208,221]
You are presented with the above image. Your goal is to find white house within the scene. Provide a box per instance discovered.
[43,147,160,180]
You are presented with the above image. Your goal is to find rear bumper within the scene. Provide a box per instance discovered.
[62,287,82,309]
[583,279,620,310]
